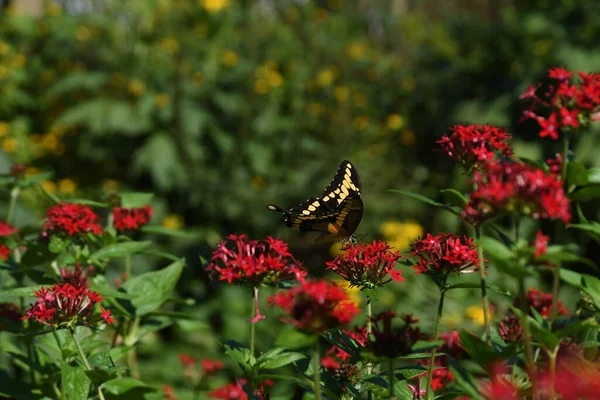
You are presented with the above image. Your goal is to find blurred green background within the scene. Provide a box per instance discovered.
[2,0,600,397]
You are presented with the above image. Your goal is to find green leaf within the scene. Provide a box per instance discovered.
[560,268,584,289]
[588,168,600,184]
[555,319,594,340]
[569,222,600,242]
[62,364,90,400]
[85,351,122,386]
[446,283,511,296]
[122,259,185,316]
[90,241,152,262]
[478,237,527,278]
[18,171,54,189]
[571,185,600,201]
[257,349,306,370]
[38,182,60,204]
[120,192,153,208]
[388,189,460,215]
[539,246,598,270]
[49,235,71,253]
[275,328,318,349]
[141,226,200,239]
[567,161,588,187]
[70,198,109,208]
[529,316,560,348]
[440,189,467,207]
[458,331,496,365]
[224,340,254,371]
[100,377,156,396]
[412,340,444,352]
[0,286,45,298]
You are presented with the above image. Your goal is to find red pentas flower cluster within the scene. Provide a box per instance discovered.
[535,355,600,398]
[498,312,523,344]
[519,288,568,318]
[417,331,468,392]
[437,124,513,169]
[22,283,114,327]
[113,205,153,232]
[60,264,94,287]
[208,378,271,400]
[367,312,425,358]
[41,202,103,237]
[463,160,571,225]
[325,240,403,290]
[409,233,480,276]
[478,363,521,399]
[207,234,306,287]
[268,279,361,335]
[322,326,367,370]
[0,221,18,261]
[521,68,600,140]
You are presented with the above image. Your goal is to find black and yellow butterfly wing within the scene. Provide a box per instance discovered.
[267,160,363,239]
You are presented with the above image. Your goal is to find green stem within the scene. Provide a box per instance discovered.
[548,345,559,399]
[518,278,537,398]
[69,327,106,400]
[312,342,322,400]
[250,287,258,359]
[425,282,446,399]
[366,295,373,400]
[125,318,141,379]
[106,211,114,230]
[474,225,491,344]
[6,186,20,224]
[388,357,394,398]
[124,254,131,282]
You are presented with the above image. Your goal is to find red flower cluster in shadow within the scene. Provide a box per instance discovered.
[22,283,114,327]
[417,331,468,392]
[322,326,367,370]
[477,363,521,399]
[208,378,271,400]
[409,233,480,276]
[463,160,571,225]
[113,205,153,232]
[268,279,360,334]
[0,221,18,236]
[521,68,600,140]
[498,312,523,344]
[520,288,568,318]
[207,234,306,287]
[42,202,103,237]
[367,312,425,358]
[60,264,94,287]
[326,240,403,290]
[535,355,600,398]
[437,124,513,169]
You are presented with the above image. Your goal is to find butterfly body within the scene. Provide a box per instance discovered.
[267,160,363,241]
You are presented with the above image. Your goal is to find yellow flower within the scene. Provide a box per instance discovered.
[266,70,284,88]
[444,313,464,329]
[334,86,350,102]
[0,41,10,56]
[155,94,170,108]
[161,214,184,230]
[330,242,342,257]
[308,102,325,117]
[158,37,180,53]
[347,42,365,60]
[221,49,238,67]
[26,167,40,177]
[251,176,265,190]
[41,180,57,194]
[253,79,269,95]
[103,179,119,192]
[10,54,26,69]
[191,71,204,86]
[316,67,337,87]
[0,122,9,138]
[40,134,59,151]
[465,305,494,326]
[335,279,361,308]
[49,125,66,137]
[2,137,17,153]
[353,92,368,108]
[386,114,405,130]
[400,130,416,146]
[58,178,77,194]
[46,3,62,16]
[128,79,145,96]
[75,26,92,42]
[201,0,230,13]
[0,66,7,80]
[380,220,423,251]
[402,76,417,92]
[353,116,369,130]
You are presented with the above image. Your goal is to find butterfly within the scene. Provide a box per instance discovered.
[267,160,363,242]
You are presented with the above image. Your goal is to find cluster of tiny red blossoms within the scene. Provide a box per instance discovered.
[409,233,480,276]
[522,287,568,318]
[41,202,103,237]
[325,240,403,290]
[367,312,425,358]
[207,234,306,287]
[113,205,153,232]
[417,331,467,392]
[322,326,367,370]
[22,283,114,327]
[463,160,571,225]
[521,68,600,140]
[268,279,360,334]
[0,221,17,261]
[208,378,271,400]
[60,264,94,287]
[437,124,513,169]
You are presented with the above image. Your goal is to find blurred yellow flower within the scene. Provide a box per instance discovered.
[330,242,342,257]
[444,313,463,329]
[161,214,184,230]
[158,37,180,53]
[465,305,494,326]
[0,66,8,80]
[0,41,10,56]
[128,79,145,96]
[267,71,284,88]
[41,180,57,194]
[40,134,60,151]
[221,49,238,67]
[386,114,405,130]
[10,54,26,69]
[58,178,77,194]
[155,94,170,108]
[314,8,329,22]
[103,179,119,192]
[201,0,230,13]
[308,102,325,117]
[251,176,265,190]
[0,122,9,138]
[46,3,62,16]
[253,79,269,95]
[49,125,66,137]
[380,220,423,251]
[316,67,337,87]
[353,116,369,131]
[334,86,350,102]
[191,71,204,86]
[335,279,361,307]
[353,92,368,108]
[2,137,17,153]
[26,167,40,177]
[402,76,417,92]
[75,26,92,42]
[347,42,365,60]
[400,130,416,146]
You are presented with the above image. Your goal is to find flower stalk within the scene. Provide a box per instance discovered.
[312,342,322,400]
[474,226,491,344]
[69,327,106,400]
[425,279,447,399]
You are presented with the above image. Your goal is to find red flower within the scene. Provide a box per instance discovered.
[0,222,18,237]
[415,330,468,392]
[322,326,367,370]
[517,288,568,318]
[60,264,94,287]
[463,161,571,225]
[409,233,480,276]
[546,153,563,176]
[201,359,225,375]
[560,107,580,128]
[367,312,425,358]
[535,356,600,398]
[42,202,103,237]
[208,379,270,400]
[548,67,573,81]
[537,113,559,140]
[0,244,11,261]
[207,234,306,287]
[478,363,521,399]
[498,312,523,344]
[178,354,195,367]
[163,384,177,400]
[533,230,549,259]
[268,279,360,334]
[113,205,153,232]
[326,240,403,290]
[437,124,513,169]
[22,283,111,327]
